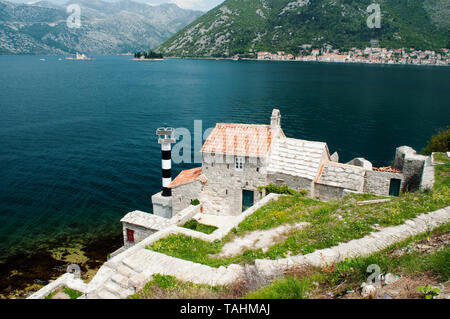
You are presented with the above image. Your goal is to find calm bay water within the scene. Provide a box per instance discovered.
[0,56,449,258]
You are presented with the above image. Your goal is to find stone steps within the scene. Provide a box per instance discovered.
[111,273,129,289]
[102,279,135,299]
[117,264,138,278]
[104,281,121,297]
[122,249,157,273]
[97,288,119,300]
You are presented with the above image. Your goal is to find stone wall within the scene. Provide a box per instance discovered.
[420,156,435,191]
[28,273,88,299]
[267,172,313,194]
[151,192,172,218]
[170,204,201,226]
[346,158,373,170]
[122,223,156,248]
[121,205,200,248]
[200,154,268,216]
[316,162,366,192]
[171,180,203,215]
[314,183,345,201]
[394,146,427,192]
[364,170,404,196]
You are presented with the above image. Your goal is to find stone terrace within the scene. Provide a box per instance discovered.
[29,197,450,299]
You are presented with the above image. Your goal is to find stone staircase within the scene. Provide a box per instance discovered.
[87,249,243,299]
[28,193,449,300]
[85,205,450,299]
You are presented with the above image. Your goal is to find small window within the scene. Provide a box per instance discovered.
[226,189,228,195]
[126,228,135,243]
[227,164,230,169]
[235,157,244,171]
[256,167,260,172]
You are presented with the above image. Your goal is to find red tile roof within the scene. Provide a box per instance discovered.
[169,167,206,188]
[373,167,402,174]
[201,123,273,157]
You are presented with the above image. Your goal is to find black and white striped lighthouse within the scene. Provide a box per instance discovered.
[156,126,175,197]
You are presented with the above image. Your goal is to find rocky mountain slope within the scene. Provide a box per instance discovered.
[0,0,203,55]
[157,0,450,57]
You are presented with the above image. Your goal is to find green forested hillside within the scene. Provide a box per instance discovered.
[157,0,450,57]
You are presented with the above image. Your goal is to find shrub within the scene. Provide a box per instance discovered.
[422,127,449,155]
[417,285,441,299]
[258,184,298,196]
[190,199,200,206]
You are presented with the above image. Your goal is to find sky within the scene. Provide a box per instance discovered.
[10,0,226,11]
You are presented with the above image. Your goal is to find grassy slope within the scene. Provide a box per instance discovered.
[128,274,231,299]
[148,154,449,268]
[248,222,450,299]
[132,223,449,299]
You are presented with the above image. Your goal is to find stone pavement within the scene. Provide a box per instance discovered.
[193,213,236,229]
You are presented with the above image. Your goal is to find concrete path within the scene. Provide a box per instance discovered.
[212,222,309,258]
[421,156,435,190]
[193,213,236,228]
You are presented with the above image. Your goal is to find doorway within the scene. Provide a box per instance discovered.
[126,228,135,243]
[389,179,401,197]
[242,190,254,212]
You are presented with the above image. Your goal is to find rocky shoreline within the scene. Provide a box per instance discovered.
[0,233,123,299]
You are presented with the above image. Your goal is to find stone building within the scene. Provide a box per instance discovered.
[164,109,430,217]
[120,109,430,246]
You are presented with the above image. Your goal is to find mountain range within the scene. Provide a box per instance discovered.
[0,0,203,55]
[157,0,450,57]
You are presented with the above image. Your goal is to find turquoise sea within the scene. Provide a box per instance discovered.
[0,56,449,293]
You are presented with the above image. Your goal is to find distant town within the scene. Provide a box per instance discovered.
[256,46,450,66]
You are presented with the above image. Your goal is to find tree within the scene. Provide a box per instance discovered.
[134,50,163,59]
[422,127,450,155]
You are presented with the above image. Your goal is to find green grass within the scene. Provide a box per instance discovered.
[45,290,57,299]
[128,274,229,299]
[148,155,449,268]
[246,223,450,299]
[62,287,83,299]
[135,224,449,299]
[45,286,83,299]
[246,276,313,299]
[434,153,450,191]
[328,223,450,288]
[182,220,218,234]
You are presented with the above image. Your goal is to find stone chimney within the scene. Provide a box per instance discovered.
[270,109,281,130]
